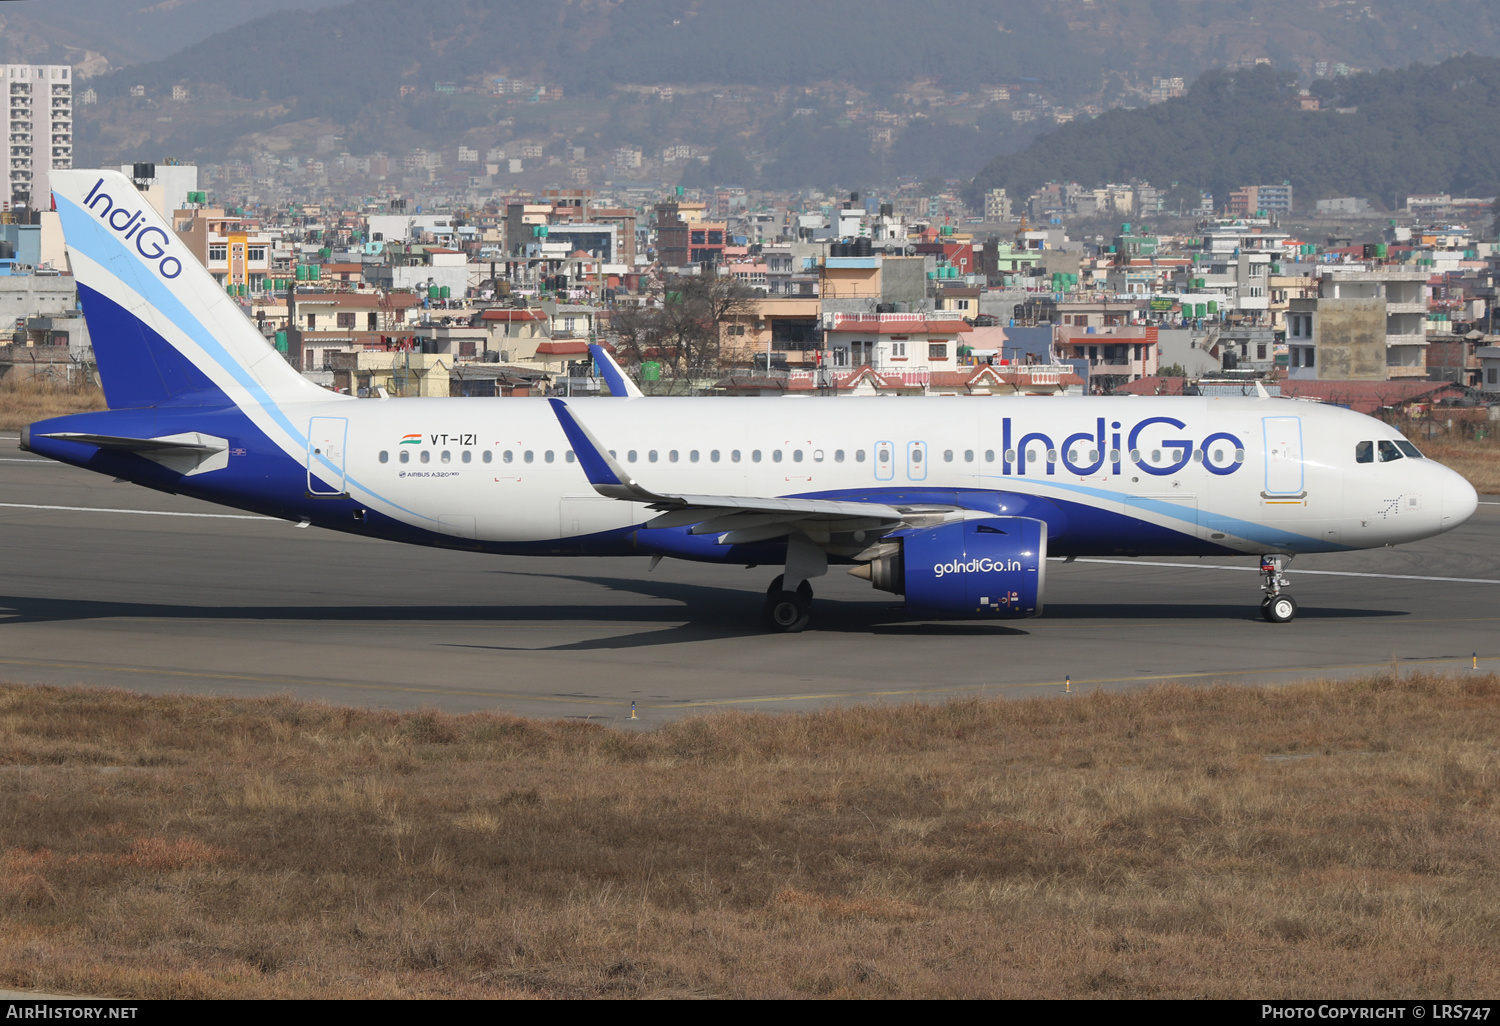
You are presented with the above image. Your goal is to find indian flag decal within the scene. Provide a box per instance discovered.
[400,433,422,444]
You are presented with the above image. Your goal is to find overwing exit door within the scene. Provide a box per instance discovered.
[874,440,894,481]
[906,440,927,481]
[307,416,348,496]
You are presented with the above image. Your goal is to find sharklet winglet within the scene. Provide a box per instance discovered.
[589,344,644,398]
[547,398,667,503]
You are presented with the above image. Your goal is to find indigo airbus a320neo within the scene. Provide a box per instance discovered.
[22,171,1479,632]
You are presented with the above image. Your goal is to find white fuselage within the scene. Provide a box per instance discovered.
[286,394,1475,556]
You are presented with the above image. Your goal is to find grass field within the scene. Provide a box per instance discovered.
[1,674,1497,999]
[1414,434,1500,494]
[0,380,107,432]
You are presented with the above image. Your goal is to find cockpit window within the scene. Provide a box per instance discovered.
[1395,441,1423,459]
[1377,440,1403,462]
[1355,441,1373,464]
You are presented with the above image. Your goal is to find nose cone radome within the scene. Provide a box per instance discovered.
[1440,469,1479,532]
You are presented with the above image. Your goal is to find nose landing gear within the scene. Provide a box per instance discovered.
[1260,554,1297,623]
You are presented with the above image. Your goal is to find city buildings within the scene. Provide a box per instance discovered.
[3,64,72,211]
[1287,268,1430,380]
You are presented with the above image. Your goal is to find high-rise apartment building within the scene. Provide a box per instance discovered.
[3,64,72,211]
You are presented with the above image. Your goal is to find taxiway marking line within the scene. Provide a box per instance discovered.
[1068,558,1500,586]
[0,502,274,521]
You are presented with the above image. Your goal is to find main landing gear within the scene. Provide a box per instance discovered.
[762,533,828,634]
[1259,554,1297,623]
[764,575,814,633]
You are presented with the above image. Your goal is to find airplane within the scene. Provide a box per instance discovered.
[20,170,1481,632]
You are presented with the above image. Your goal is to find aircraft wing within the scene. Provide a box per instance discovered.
[547,398,916,544]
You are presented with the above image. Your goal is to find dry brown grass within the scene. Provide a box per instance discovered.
[1418,433,1500,494]
[1,674,1498,999]
[0,377,107,431]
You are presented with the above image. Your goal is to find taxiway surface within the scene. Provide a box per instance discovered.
[2,435,1497,725]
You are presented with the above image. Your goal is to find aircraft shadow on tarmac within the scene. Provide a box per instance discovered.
[0,569,1404,655]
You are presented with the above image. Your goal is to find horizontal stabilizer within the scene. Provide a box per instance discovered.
[38,430,229,476]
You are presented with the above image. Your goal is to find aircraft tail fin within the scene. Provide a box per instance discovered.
[49,169,331,411]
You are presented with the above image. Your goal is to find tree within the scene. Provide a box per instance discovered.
[1163,183,1203,216]
[610,272,755,394]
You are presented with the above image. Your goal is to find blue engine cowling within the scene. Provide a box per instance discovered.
[858,517,1047,619]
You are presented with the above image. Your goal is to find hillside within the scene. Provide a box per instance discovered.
[64,0,1500,190]
[969,56,1500,210]
[0,0,345,72]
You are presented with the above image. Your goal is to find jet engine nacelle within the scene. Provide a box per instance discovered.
[855,517,1047,618]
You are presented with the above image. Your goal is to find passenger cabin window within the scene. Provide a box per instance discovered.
[855,449,866,462]
[503,451,513,463]
[752,450,762,462]
[461,451,471,464]
[710,450,720,462]
[649,450,659,463]
[834,450,845,462]
[1377,440,1403,462]
[773,450,783,463]
[1356,441,1374,464]
[627,450,638,462]
[379,451,388,463]
[399,450,409,464]
[566,451,576,463]
[483,451,492,463]
[669,450,679,463]
[545,451,555,463]
[441,451,451,463]
[985,450,995,462]
[524,450,534,463]
[420,451,430,464]
[731,450,741,462]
